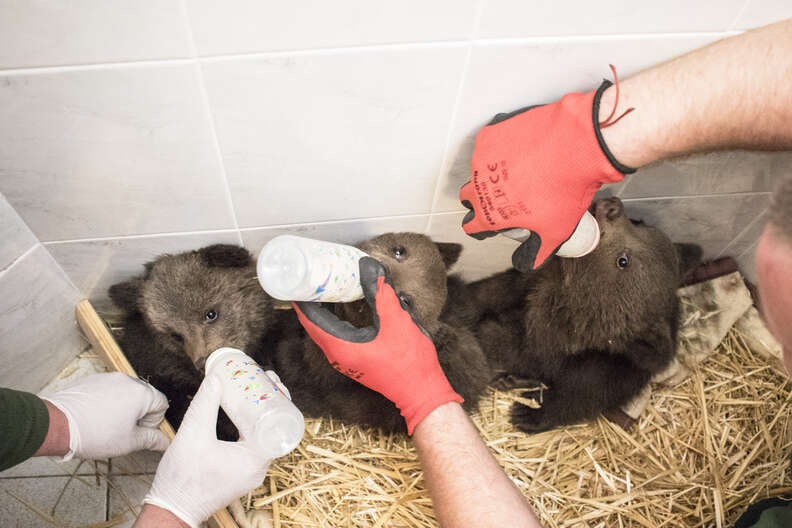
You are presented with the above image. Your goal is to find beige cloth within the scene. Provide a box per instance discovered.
[620,272,781,420]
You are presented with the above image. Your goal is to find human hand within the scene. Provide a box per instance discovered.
[144,374,272,528]
[459,78,633,271]
[293,257,462,434]
[42,372,170,461]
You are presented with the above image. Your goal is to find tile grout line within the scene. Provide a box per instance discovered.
[0,31,744,76]
[716,207,767,258]
[41,213,436,245]
[425,0,485,235]
[43,228,241,246]
[35,192,773,247]
[0,242,40,280]
[737,239,760,260]
[622,190,771,202]
[179,0,244,247]
[728,0,753,31]
[615,173,633,198]
[425,43,472,236]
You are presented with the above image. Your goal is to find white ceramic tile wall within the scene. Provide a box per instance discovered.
[733,1,792,30]
[0,192,37,271]
[202,46,467,226]
[0,245,83,392]
[476,1,747,38]
[186,0,479,55]
[0,1,191,69]
[0,63,233,241]
[1,1,791,369]
[432,34,726,213]
[45,231,242,312]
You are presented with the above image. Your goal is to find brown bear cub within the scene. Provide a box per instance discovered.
[109,244,299,440]
[461,197,702,433]
[273,232,492,433]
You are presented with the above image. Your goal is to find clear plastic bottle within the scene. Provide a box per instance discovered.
[501,210,600,258]
[257,235,369,302]
[204,347,304,459]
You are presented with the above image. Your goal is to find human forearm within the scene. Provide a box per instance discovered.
[32,401,69,457]
[413,402,542,528]
[133,504,190,528]
[601,18,792,168]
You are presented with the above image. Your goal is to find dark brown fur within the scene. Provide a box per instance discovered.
[459,198,702,433]
[108,244,298,440]
[273,233,492,434]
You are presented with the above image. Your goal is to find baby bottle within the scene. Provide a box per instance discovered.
[204,347,304,459]
[257,235,369,302]
[501,210,600,258]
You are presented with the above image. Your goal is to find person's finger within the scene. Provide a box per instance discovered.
[132,377,169,427]
[357,256,389,309]
[179,374,222,439]
[294,301,375,342]
[511,231,567,272]
[134,426,171,452]
[459,192,499,240]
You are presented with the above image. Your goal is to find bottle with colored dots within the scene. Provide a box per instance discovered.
[256,235,369,302]
[204,347,304,459]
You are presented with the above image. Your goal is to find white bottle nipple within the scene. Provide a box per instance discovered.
[501,210,600,258]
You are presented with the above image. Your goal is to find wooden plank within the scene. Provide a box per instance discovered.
[75,299,238,528]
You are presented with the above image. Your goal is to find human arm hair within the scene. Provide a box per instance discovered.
[600,18,792,168]
[412,402,543,528]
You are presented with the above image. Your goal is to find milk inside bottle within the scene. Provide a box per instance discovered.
[257,235,369,302]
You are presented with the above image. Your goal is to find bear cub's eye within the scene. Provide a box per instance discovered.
[397,292,413,309]
[630,219,645,226]
[205,309,218,322]
[616,253,630,270]
[392,246,407,260]
[170,332,184,343]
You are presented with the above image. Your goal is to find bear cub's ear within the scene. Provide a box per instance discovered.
[198,244,252,268]
[675,243,703,278]
[108,277,144,313]
[435,242,463,270]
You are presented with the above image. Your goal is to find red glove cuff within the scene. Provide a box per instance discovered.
[460,81,631,270]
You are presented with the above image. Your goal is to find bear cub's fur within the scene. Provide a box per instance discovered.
[460,197,702,433]
[273,233,492,433]
[108,244,298,439]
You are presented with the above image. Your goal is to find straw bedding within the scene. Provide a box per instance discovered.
[243,328,792,527]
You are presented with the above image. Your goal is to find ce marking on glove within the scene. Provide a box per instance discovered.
[330,361,364,380]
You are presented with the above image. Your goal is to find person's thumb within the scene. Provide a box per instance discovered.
[511,233,553,272]
[134,426,171,452]
[180,374,223,437]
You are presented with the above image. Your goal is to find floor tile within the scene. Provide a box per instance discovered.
[107,474,154,528]
[110,450,163,475]
[0,475,107,527]
[0,456,106,479]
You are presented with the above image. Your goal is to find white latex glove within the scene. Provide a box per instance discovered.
[43,372,170,461]
[144,374,272,528]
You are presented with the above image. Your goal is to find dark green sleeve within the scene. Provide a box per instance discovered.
[0,387,50,472]
[750,505,792,528]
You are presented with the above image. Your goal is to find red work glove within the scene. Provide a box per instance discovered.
[460,78,635,272]
[293,257,462,435]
